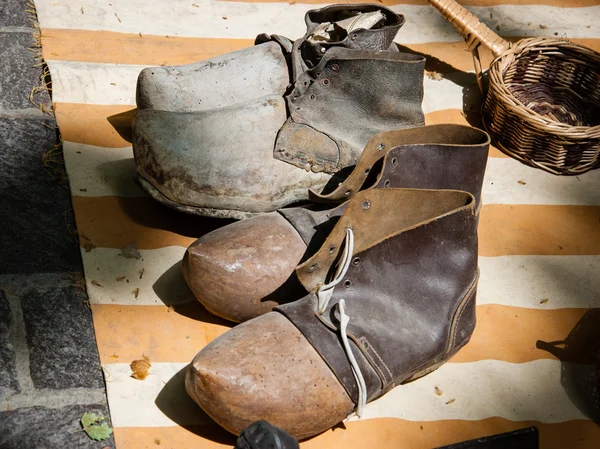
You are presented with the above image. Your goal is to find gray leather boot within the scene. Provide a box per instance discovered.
[182,124,489,322]
[132,4,425,218]
[185,188,479,439]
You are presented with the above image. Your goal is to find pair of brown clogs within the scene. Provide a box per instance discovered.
[182,124,490,439]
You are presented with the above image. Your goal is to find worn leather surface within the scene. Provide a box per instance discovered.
[282,124,489,244]
[277,189,479,402]
[276,48,425,172]
[297,4,404,76]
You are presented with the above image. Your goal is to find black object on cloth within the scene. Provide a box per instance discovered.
[234,420,300,449]
[435,426,539,449]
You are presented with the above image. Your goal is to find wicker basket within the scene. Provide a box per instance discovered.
[428,0,600,175]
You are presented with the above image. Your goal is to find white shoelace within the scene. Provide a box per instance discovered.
[316,228,368,417]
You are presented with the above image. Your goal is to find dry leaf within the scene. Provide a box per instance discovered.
[116,276,126,282]
[222,16,228,20]
[434,386,443,396]
[110,354,119,359]
[446,399,456,405]
[154,438,161,445]
[131,355,151,380]
[540,298,549,304]
[539,24,548,29]
[133,288,140,299]
[91,280,103,288]
[425,70,443,81]
[518,180,526,185]
[110,82,116,86]
[139,268,145,279]
[119,242,141,259]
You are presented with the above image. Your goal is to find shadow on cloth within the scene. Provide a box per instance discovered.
[536,308,600,425]
[107,108,136,144]
[396,44,485,129]
[155,364,238,445]
[153,258,234,327]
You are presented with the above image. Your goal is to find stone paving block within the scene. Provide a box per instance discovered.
[0,32,51,111]
[20,273,104,390]
[0,404,115,449]
[0,0,30,28]
[0,290,20,400]
[0,118,81,274]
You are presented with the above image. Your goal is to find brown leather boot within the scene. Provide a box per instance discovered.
[183,124,489,322]
[185,188,479,439]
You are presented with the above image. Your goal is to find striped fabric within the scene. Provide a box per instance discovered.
[33,0,600,447]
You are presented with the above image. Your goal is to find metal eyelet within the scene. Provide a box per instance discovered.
[309,94,316,100]
[377,143,385,151]
[391,157,398,167]
[364,168,370,175]
[350,34,357,41]
[331,63,340,72]
[308,264,318,272]
[361,200,370,210]
[321,78,330,87]
[344,280,352,288]
[384,179,391,188]
[344,190,352,197]
[352,257,360,266]
[315,72,321,77]
[328,245,335,254]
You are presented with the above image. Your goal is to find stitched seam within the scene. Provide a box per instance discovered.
[360,337,393,383]
[447,275,478,352]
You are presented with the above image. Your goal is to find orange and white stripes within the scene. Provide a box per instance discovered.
[33,0,600,447]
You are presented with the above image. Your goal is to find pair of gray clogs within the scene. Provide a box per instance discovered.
[133,4,426,219]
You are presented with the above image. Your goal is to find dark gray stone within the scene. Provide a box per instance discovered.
[0,404,115,449]
[0,0,30,28]
[0,32,52,111]
[0,118,81,274]
[19,274,104,389]
[0,290,20,399]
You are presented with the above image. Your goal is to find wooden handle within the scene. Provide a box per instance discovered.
[427,0,509,57]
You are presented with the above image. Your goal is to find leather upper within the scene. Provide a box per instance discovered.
[277,189,479,402]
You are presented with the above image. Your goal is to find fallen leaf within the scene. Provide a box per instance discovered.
[119,242,141,259]
[116,276,126,282]
[540,298,549,304]
[110,354,119,359]
[131,355,151,380]
[91,280,103,288]
[518,180,526,185]
[539,25,548,29]
[434,386,443,396]
[81,412,113,441]
[139,268,145,279]
[446,399,456,405]
[154,438,161,445]
[222,16,228,20]
[186,335,190,339]
[425,70,443,81]
[110,82,116,86]
[133,288,140,299]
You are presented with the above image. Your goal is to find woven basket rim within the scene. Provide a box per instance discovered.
[487,37,600,136]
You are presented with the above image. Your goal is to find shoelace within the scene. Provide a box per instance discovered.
[316,228,368,417]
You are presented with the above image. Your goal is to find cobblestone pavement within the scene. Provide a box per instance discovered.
[0,1,114,447]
